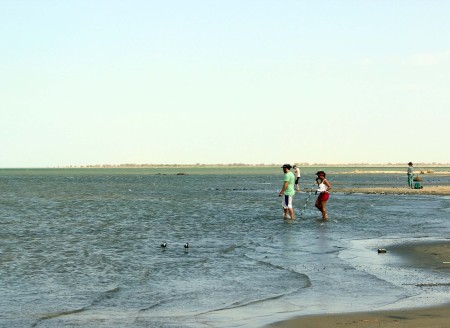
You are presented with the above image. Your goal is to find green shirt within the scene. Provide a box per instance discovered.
[283,171,296,196]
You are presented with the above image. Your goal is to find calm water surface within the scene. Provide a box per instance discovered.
[1,168,449,327]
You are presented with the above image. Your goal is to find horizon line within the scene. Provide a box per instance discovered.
[2,162,450,169]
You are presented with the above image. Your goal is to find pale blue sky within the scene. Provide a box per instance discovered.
[1,1,449,167]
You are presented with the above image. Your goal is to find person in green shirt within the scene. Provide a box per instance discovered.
[279,164,296,219]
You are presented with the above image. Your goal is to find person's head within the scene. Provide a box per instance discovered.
[408,162,413,166]
[282,164,291,172]
[293,165,297,169]
[316,171,326,179]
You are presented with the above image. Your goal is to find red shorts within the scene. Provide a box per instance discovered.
[318,192,329,202]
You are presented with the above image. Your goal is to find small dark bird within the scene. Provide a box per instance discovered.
[184,243,189,249]
[161,242,167,248]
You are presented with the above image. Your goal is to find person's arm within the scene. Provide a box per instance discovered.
[279,181,289,196]
[324,179,331,191]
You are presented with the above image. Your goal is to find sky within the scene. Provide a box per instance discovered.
[1,0,449,167]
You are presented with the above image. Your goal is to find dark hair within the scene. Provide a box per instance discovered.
[316,170,326,177]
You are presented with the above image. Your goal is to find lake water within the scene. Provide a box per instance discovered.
[1,167,449,327]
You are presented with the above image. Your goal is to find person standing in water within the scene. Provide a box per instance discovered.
[407,162,414,189]
[293,165,301,191]
[279,164,296,220]
[315,171,331,221]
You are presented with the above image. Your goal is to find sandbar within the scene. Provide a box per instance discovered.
[332,186,450,196]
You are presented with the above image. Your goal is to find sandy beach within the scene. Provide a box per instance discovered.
[266,241,450,328]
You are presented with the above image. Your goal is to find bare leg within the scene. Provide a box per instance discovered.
[315,198,322,211]
[321,201,328,220]
[288,207,295,220]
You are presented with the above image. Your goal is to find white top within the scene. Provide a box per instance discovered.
[294,167,301,178]
[317,179,328,193]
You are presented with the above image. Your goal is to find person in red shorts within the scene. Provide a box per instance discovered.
[315,171,331,221]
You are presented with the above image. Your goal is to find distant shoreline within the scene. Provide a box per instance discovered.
[54,163,450,169]
[2,165,450,174]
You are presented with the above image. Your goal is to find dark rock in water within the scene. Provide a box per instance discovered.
[176,173,187,175]
[377,248,387,253]
[161,242,167,248]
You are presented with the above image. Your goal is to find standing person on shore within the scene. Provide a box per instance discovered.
[293,165,301,191]
[315,171,331,221]
[279,164,296,220]
[407,162,414,189]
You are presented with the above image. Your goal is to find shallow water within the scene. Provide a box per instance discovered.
[0,168,449,327]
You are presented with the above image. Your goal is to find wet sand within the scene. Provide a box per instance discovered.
[265,241,450,328]
[266,305,450,328]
